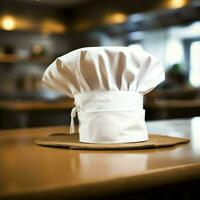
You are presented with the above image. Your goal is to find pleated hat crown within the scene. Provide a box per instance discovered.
[43,46,165,144]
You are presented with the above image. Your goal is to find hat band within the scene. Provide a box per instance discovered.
[70,91,148,143]
[74,91,143,111]
[70,91,143,134]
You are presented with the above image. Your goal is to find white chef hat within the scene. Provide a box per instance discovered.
[43,46,165,144]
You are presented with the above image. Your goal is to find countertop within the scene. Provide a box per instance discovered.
[0,118,200,199]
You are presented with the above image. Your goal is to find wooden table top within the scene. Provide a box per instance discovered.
[0,118,200,199]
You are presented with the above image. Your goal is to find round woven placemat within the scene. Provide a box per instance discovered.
[35,133,190,150]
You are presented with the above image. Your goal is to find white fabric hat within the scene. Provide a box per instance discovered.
[42,46,165,144]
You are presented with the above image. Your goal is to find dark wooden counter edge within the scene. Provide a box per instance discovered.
[1,163,200,200]
[144,99,200,109]
[0,99,74,111]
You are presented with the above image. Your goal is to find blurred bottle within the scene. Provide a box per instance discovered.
[16,74,41,92]
[31,44,46,57]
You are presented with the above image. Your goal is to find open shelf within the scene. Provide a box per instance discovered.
[0,54,54,64]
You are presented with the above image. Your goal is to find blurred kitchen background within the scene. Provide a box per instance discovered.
[0,0,200,129]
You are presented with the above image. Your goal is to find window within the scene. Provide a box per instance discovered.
[189,41,200,87]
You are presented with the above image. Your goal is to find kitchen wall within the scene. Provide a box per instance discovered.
[0,0,200,129]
